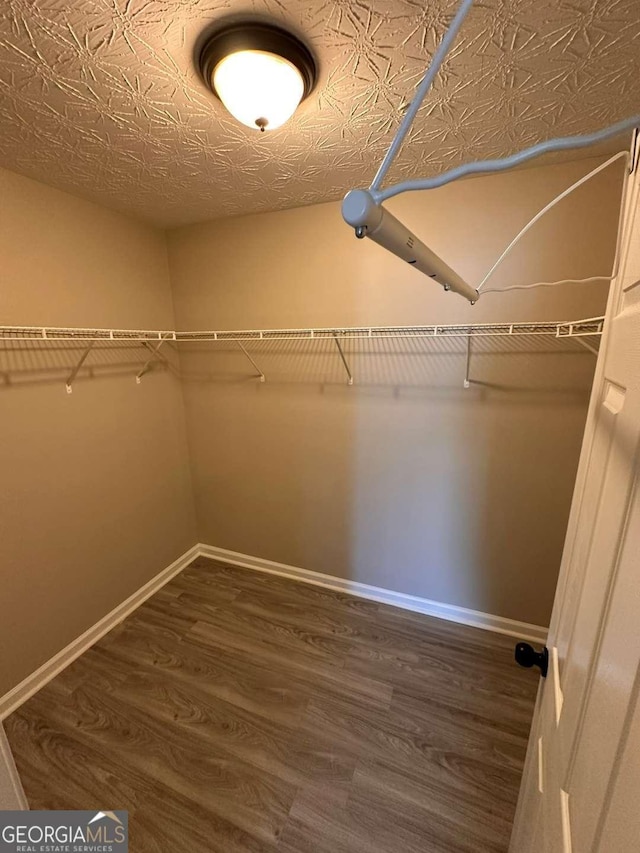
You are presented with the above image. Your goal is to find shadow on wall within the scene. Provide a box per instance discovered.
[1,336,595,628]
[0,341,179,391]
[177,334,598,392]
[0,340,197,697]
[177,337,597,628]
[0,334,597,394]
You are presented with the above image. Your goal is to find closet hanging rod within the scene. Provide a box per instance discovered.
[0,318,604,343]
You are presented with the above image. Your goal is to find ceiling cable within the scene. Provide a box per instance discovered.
[477,151,629,292]
[481,277,614,296]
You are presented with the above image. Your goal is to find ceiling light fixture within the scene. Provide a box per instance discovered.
[199,22,317,132]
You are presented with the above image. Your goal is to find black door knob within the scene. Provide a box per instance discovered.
[515,642,549,677]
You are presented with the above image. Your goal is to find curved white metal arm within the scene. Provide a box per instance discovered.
[373,116,640,204]
[343,0,640,304]
[370,0,474,192]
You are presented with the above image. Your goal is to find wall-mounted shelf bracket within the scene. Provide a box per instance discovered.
[574,337,599,356]
[333,333,354,385]
[236,341,265,382]
[65,342,95,394]
[464,335,471,389]
[136,337,169,384]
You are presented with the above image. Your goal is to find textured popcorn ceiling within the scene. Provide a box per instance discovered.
[0,0,638,227]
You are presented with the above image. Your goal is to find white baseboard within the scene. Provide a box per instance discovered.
[198,543,548,644]
[0,540,547,721]
[0,544,200,721]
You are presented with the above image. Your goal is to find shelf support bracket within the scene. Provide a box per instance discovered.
[236,341,265,382]
[574,337,599,356]
[333,333,354,385]
[464,334,471,389]
[136,337,168,384]
[65,342,95,394]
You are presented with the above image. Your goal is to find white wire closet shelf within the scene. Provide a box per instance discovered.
[0,317,604,391]
[0,317,605,342]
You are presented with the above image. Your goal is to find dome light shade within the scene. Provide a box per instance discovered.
[213,50,304,131]
[199,23,317,132]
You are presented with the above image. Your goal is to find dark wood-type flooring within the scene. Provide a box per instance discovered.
[5,557,538,852]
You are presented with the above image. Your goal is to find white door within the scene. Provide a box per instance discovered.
[511,138,640,853]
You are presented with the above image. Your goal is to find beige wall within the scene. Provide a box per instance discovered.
[0,155,625,698]
[0,167,197,696]
[168,157,624,628]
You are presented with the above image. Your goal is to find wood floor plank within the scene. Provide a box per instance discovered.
[6,709,278,853]
[90,626,311,727]
[182,559,381,617]
[351,754,517,843]
[188,563,535,697]
[5,556,537,852]
[187,601,358,664]
[279,771,503,853]
[20,678,296,845]
[346,766,511,853]
[299,693,527,792]
[237,587,535,706]
[188,619,393,711]
[389,684,534,752]
[87,658,356,789]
